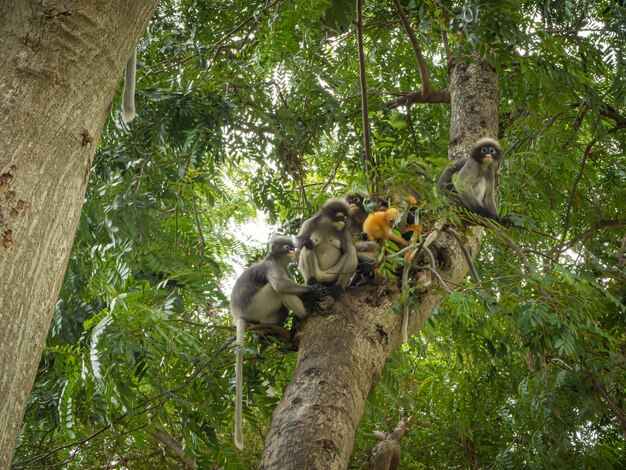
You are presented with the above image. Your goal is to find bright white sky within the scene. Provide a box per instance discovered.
[222,211,274,293]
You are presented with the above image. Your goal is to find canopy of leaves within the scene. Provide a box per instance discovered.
[14,0,625,468]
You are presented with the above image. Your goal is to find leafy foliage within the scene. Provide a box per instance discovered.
[15,0,625,468]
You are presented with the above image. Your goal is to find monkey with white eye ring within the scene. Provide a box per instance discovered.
[345,192,382,264]
[437,138,513,227]
[297,199,359,289]
[230,236,328,450]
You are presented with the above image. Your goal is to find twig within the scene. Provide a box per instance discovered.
[588,372,626,439]
[417,246,450,294]
[561,139,595,242]
[191,194,206,267]
[445,228,481,284]
[246,323,293,345]
[356,0,375,189]
[401,245,421,343]
[563,219,625,251]
[320,156,345,194]
[442,29,452,65]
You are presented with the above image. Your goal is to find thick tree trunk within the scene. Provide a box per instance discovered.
[260,59,499,469]
[0,2,158,467]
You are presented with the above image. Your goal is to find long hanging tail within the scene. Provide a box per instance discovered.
[122,48,137,123]
[234,317,245,450]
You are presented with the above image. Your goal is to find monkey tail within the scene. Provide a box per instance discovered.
[122,48,137,123]
[234,317,245,450]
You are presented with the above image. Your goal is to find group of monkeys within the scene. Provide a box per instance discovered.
[230,137,511,450]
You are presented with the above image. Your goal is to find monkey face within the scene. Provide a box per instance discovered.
[345,193,365,213]
[332,211,348,230]
[384,207,401,221]
[270,236,296,259]
[322,199,350,229]
[472,138,502,165]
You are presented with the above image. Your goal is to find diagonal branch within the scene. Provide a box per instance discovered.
[561,139,595,243]
[391,0,430,93]
[384,0,451,110]
[149,428,197,469]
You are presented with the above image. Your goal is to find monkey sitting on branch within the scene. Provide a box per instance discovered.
[345,192,382,269]
[297,199,359,289]
[230,236,328,450]
[437,137,513,227]
[368,417,411,470]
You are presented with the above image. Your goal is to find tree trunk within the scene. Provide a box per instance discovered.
[0,2,158,467]
[260,59,499,469]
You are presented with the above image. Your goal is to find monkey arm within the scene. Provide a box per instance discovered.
[437,159,466,196]
[296,218,316,249]
[387,232,409,248]
[267,269,311,295]
[482,181,513,226]
[326,245,358,275]
[340,226,354,252]
[355,241,381,263]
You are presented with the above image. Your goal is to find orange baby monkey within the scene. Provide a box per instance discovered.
[362,207,409,248]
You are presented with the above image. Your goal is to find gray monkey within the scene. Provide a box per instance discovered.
[437,138,512,226]
[230,236,325,450]
[297,199,359,288]
[345,192,381,267]
[368,417,411,470]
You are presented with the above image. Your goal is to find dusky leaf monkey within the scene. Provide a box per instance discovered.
[345,192,382,263]
[230,236,327,450]
[368,417,411,470]
[363,207,409,248]
[437,137,512,226]
[122,48,137,122]
[297,199,358,288]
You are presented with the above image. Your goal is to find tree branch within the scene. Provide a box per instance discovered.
[191,194,206,267]
[384,90,450,109]
[560,139,595,243]
[391,0,430,93]
[563,219,626,251]
[588,373,626,439]
[356,0,375,190]
[149,428,197,469]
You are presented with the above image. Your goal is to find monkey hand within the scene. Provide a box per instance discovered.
[301,236,315,250]
[310,284,334,299]
[360,232,369,241]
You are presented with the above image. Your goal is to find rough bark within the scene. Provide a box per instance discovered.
[259,59,499,469]
[0,2,158,467]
